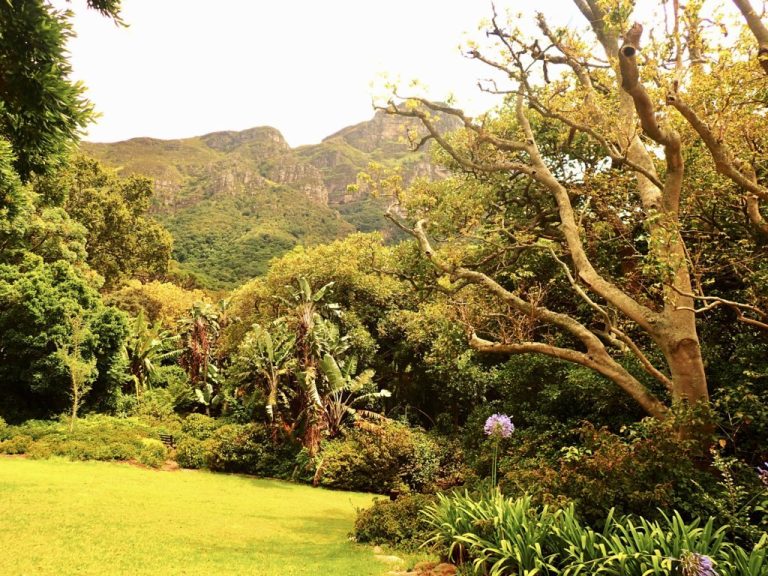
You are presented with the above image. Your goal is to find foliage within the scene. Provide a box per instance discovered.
[0,257,128,421]
[0,0,132,425]
[56,314,97,431]
[424,491,768,576]
[122,311,179,398]
[498,418,711,527]
[107,280,211,329]
[174,418,299,478]
[354,494,437,551]
[178,302,224,415]
[712,379,768,467]
[315,423,459,495]
[0,1,92,179]
[0,415,170,467]
[131,387,180,425]
[696,450,768,547]
[203,423,297,477]
[180,413,220,440]
[230,322,296,422]
[55,156,172,289]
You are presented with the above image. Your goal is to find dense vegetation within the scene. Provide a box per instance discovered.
[1,1,768,575]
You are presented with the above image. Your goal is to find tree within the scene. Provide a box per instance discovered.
[0,1,121,180]
[178,302,222,414]
[107,280,211,329]
[56,315,97,431]
[278,277,340,455]
[0,0,130,422]
[383,1,768,421]
[318,353,389,438]
[0,257,127,421]
[54,156,173,289]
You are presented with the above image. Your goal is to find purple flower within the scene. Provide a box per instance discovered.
[484,414,514,439]
[680,551,719,576]
[758,462,768,487]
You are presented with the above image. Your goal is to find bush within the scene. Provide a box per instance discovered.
[0,434,33,455]
[137,438,168,468]
[0,415,169,467]
[354,494,436,550]
[205,423,297,478]
[315,422,464,494]
[173,420,298,478]
[135,388,178,424]
[498,419,712,526]
[181,413,220,440]
[176,436,208,469]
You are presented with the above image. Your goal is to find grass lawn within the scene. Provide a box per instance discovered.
[0,458,397,576]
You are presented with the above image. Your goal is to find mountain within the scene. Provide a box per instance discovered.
[82,110,456,289]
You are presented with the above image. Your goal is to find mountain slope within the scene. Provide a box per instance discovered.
[82,110,455,288]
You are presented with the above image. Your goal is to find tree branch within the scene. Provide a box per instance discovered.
[668,284,768,331]
[619,23,684,215]
[669,97,768,234]
[470,333,667,418]
[732,0,768,74]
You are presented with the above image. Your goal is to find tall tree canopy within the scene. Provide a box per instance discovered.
[384,0,768,420]
[0,0,131,421]
[0,1,121,180]
[58,156,173,289]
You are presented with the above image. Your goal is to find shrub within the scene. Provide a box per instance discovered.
[176,437,208,469]
[181,413,220,440]
[354,494,436,550]
[137,438,168,468]
[498,419,712,526]
[135,388,178,424]
[315,423,462,494]
[114,392,138,418]
[204,423,297,478]
[316,424,418,493]
[0,415,168,467]
[0,434,33,455]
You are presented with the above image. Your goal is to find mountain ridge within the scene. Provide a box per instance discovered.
[82,110,457,289]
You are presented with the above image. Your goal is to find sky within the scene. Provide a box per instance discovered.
[57,1,596,146]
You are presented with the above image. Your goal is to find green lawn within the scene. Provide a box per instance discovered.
[0,458,394,575]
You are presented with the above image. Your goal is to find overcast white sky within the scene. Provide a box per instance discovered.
[57,1,609,146]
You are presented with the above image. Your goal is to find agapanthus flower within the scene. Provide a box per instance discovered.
[680,551,719,576]
[758,462,768,487]
[484,414,514,438]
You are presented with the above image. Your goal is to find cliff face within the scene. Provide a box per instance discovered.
[81,110,455,288]
[297,109,458,206]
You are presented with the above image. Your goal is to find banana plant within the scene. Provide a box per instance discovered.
[123,311,179,399]
[194,377,222,417]
[234,323,296,422]
[318,353,390,438]
[178,302,221,387]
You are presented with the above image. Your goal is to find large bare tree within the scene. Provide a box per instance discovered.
[383,0,768,420]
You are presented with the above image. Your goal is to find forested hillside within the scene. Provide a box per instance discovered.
[83,111,456,288]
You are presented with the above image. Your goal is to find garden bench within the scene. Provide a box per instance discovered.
[159,433,176,448]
